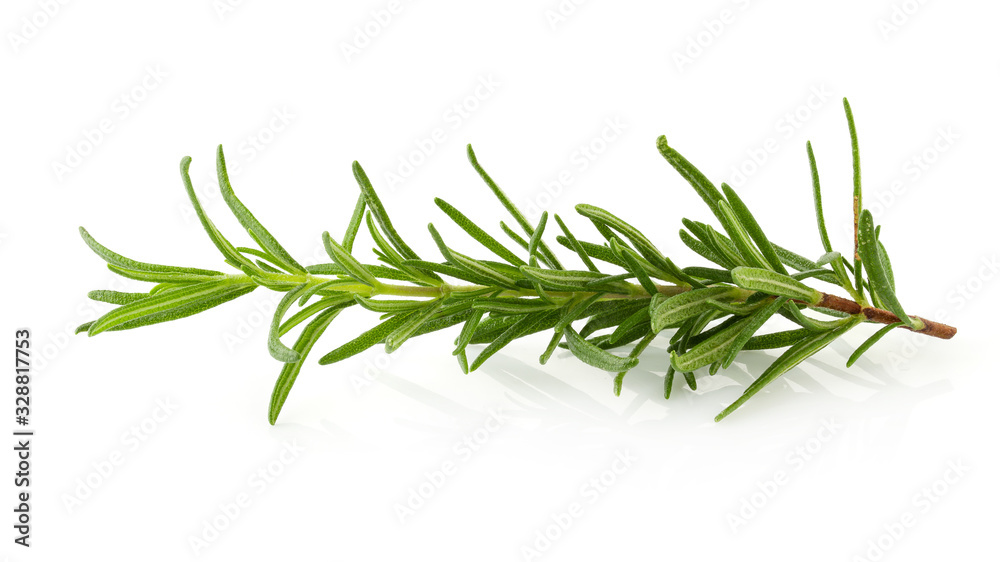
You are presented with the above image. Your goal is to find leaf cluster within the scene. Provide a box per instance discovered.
[76,99,954,424]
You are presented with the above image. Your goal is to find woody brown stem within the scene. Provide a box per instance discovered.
[815,293,956,340]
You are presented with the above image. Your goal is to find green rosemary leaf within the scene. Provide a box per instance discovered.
[586,273,634,287]
[650,287,737,333]
[564,327,640,372]
[268,283,311,362]
[555,293,605,332]
[664,365,676,399]
[75,321,95,335]
[705,298,767,316]
[847,322,903,367]
[88,280,255,336]
[179,156,256,270]
[501,220,561,270]
[255,260,284,274]
[610,238,659,296]
[576,204,660,262]
[670,314,755,372]
[467,145,562,270]
[771,244,818,272]
[679,230,728,268]
[79,227,223,277]
[106,264,218,284]
[741,328,812,350]
[669,315,699,346]
[656,136,726,223]
[279,295,355,337]
[682,313,737,349]
[217,146,305,274]
[682,267,733,284]
[148,283,176,295]
[445,287,498,300]
[816,251,841,266]
[539,329,565,364]
[607,306,650,345]
[353,161,425,265]
[354,296,429,314]
[527,212,549,266]
[342,193,367,252]
[398,259,494,286]
[297,279,354,305]
[412,306,475,337]
[721,183,787,274]
[576,205,692,285]
[364,212,407,267]
[684,219,744,268]
[435,198,526,267]
[268,306,341,425]
[322,232,379,287]
[614,331,656,396]
[580,301,648,338]
[588,320,653,350]
[556,237,626,269]
[716,317,862,421]
[472,298,561,314]
[554,214,598,272]
[457,348,469,374]
[428,224,521,289]
[317,311,417,365]
[844,99,863,254]
[715,199,772,270]
[385,300,444,353]
[469,312,545,371]
[454,309,487,355]
[704,224,747,267]
[858,210,915,328]
[731,266,822,305]
[806,142,833,254]
[469,314,519,344]
[781,303,852,332]
[87,290,150,305]
[719,297,787,369]
[520,266,632,294]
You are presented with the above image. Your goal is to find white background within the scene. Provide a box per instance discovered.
[2,1,998,560]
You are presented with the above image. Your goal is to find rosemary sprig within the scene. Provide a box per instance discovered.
[76,98,957,424]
